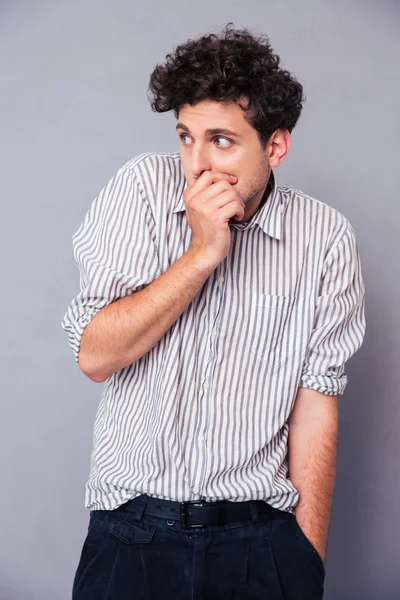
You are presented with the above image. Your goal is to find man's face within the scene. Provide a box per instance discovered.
[176,100,272,220]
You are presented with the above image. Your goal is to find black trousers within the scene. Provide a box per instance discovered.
[73,495,325,599]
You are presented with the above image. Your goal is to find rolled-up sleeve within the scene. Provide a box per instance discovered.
[61,166,159,363]
[300,220,366,396]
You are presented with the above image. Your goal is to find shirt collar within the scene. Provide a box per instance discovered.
[172,169,282,241]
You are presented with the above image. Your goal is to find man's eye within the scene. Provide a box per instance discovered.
[179,134,232,148]
[214,137,232,148]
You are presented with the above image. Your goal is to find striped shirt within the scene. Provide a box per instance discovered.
[61,152,366,512]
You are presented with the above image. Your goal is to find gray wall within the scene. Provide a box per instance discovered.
[1,1,399,598]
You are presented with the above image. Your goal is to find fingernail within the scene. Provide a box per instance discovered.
[229,175,237,181]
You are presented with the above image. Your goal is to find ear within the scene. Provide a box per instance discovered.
[268,129,291,167]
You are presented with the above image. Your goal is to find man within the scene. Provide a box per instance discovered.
[62,24,365,600]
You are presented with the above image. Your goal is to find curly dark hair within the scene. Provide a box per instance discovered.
[148,24,305,148]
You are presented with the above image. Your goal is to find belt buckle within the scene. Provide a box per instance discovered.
[180,500,206,528]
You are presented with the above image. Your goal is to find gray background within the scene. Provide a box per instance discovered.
[1,1,399,598]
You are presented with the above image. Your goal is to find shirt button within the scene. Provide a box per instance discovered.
[198,435,204,442]
[217,275,224,284]
[210,328,217,337]
[204,382,209,390]
[193,487,199,494]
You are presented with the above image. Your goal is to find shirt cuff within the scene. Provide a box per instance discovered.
[299,373,347,396]
[68,306,105,364]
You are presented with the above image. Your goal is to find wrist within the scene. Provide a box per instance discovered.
[185,246,221,275]
[294,508,327,563]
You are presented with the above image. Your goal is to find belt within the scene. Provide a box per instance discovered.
[128,495,288,528]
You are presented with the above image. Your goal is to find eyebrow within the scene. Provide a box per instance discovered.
[176,122,242,138]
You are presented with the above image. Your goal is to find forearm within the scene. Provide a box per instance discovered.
[79,248,215,382]
[288,388,339,562]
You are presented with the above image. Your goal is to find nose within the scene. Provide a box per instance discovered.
[191,144,212,178]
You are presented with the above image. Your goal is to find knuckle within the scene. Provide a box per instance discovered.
[187,196,197,209]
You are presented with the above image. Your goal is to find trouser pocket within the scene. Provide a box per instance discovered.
[72,511,156,600]
[265,515,325,600]
[291,516,325,575]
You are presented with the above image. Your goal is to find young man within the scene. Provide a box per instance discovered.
[62,25,365,600]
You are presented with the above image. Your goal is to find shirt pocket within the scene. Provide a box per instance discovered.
[249,293,298,372]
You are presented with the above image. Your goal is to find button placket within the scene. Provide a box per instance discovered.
[195,270,225,497]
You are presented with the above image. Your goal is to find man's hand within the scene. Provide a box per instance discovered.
[184,171,244,269]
